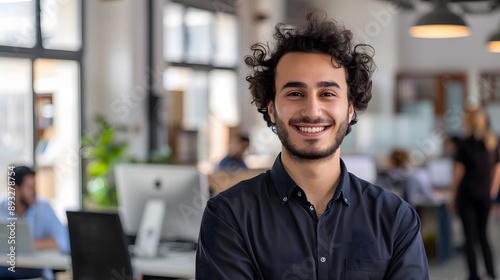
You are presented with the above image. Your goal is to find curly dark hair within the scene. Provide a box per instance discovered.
[245,10,376,135]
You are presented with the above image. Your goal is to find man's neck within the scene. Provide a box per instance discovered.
[15,201,28,218]
[280,149,342,201]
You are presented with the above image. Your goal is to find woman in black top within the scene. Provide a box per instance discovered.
[449,107,500,280]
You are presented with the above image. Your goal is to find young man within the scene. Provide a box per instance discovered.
[196,11,429,279]
[0,165,69,279]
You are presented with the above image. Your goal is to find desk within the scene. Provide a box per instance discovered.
[0,250,70,270]
[134,252,195,279]
[414,189,453,264]
[0,250,196,279]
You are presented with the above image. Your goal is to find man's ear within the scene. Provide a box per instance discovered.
[267,101,275,123]
[348,103,354,123]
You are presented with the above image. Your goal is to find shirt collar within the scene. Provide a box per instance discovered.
[269,154,351,206]
[270,154,298,205]
[336,158,351,205]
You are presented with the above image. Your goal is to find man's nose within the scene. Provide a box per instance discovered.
[301,95,322,119]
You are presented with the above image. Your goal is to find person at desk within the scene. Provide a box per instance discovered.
[0,165,69,280]
[385,149,435,207]
[196,10,429,279]
[448,108,500,280]
[217,135,250,172]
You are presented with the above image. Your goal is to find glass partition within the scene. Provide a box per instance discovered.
[34,58,80,220]
[0,0,36,47]
[0,58,33,196]
[41,0,81,50]
[185,7,213,64]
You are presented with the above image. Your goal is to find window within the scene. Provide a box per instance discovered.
[0,0,83,221]
[0,1,36,47]
[158,1,240,165]
[479,72,500,104]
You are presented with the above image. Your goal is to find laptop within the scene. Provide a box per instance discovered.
[0,222,35,254]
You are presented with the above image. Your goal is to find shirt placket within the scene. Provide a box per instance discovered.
[316,208,331,280]
[295,188,331,280]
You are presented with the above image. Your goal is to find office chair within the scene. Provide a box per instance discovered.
[66,211,134,280]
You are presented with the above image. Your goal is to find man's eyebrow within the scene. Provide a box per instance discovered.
[280,81,342,91]
[317,81,341,89]
[281,81,307,91]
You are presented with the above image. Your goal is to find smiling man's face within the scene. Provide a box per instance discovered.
[268,52,353,161]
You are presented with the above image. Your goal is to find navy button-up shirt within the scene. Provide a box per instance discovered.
[196,155,429,279]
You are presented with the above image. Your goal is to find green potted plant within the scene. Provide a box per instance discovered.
[81,115,128,208]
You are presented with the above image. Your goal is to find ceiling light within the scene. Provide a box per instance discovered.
[0,0,32,3]
[410,2,470,38]
[486,24,500,53]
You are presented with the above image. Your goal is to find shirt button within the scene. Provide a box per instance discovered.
[297,191,302,197]
[309,205,314,211]
[283,197,288,202]
[320,257,326,262]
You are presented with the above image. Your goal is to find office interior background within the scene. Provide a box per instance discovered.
[1,0,500,278]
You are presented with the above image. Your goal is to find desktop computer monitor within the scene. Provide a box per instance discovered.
[341,155,377,184]
[114,163,209,243]
[427,158,453,189]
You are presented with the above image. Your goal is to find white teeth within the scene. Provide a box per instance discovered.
[298,127,325,133]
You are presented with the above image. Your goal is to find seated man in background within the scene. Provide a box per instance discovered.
[385,149,435,207]
[217,135,250,172]
[0,165,70,280]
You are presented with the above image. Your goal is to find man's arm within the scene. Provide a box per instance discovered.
[33,238,58,250]
[384,205,430,280]
[490,163,500,200]
[39,201,70,253]
[447,162,464,213]
[196,201,257,280]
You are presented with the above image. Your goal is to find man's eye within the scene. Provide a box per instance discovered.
[288,92,302,97]
[322,92,336,97]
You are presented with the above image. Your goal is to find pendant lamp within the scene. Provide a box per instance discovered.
[486,23,500,53]
[410,1,470,39]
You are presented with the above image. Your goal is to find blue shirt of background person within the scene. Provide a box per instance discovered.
[217,135,250,172]
[0,165,69,280]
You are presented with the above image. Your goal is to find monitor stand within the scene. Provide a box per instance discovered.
[134,199,165,258]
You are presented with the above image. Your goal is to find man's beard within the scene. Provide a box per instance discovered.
[273,109,349,161]
[19,195,31,209]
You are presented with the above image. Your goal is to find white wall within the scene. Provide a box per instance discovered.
[84,0,149,161]
[315,0,400,115]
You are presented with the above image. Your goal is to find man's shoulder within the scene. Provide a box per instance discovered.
[349,173,409,210]
[33,198,56,212]
[208,171,270,212]
[0,197,7,206]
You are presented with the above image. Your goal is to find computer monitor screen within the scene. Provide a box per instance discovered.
[427,158,453,189]
[66,211,133,279]
[341,155,377,184]
[115,163,209,243]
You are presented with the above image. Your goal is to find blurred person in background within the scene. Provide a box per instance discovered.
[217,135,250,172]
[493,190,500,222]
[448,107,500,280]
[0,165,69,280]
[385,149,434,207]
[443,135,461,158]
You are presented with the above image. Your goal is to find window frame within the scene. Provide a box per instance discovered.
[0,0,84,202]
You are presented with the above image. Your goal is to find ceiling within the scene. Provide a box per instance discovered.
[382,0,500,14]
